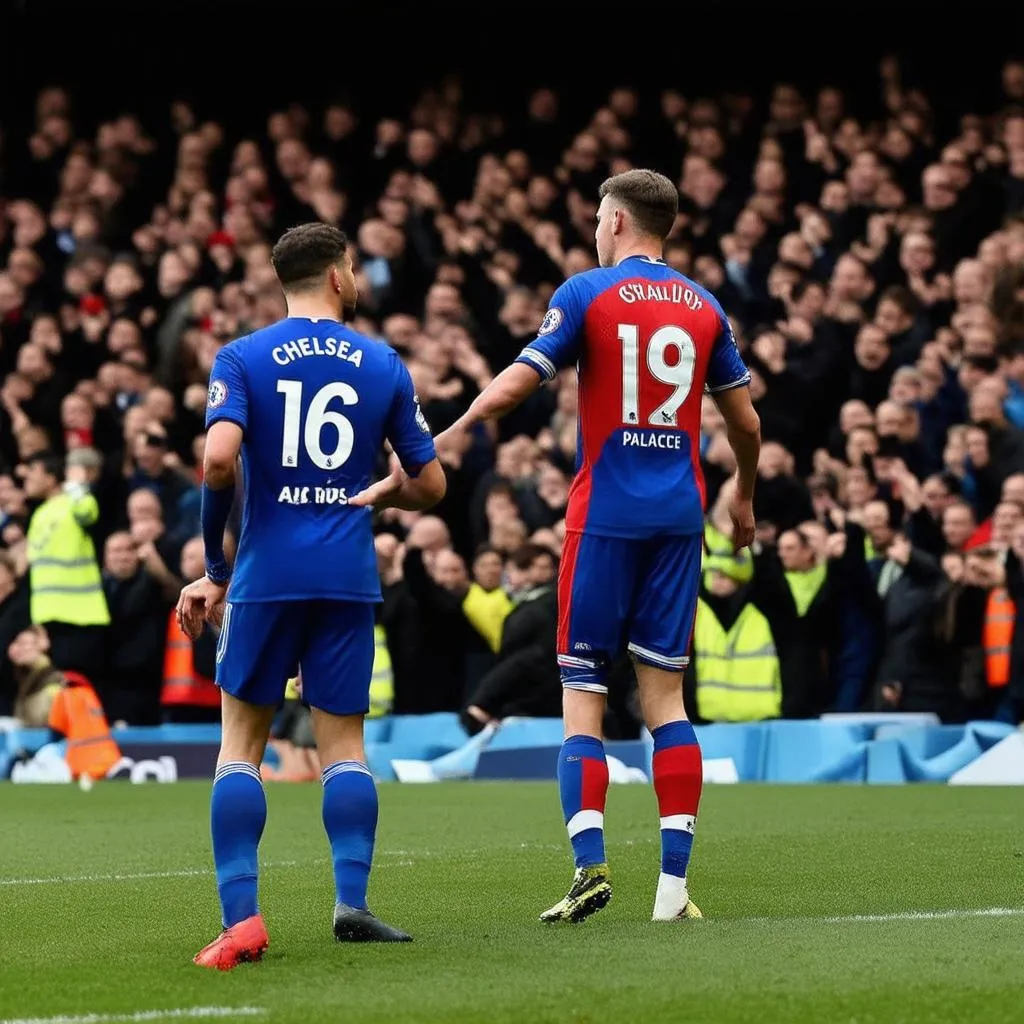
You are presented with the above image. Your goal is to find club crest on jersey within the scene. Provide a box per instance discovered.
[538,307,563,336]
[208,379,228,408]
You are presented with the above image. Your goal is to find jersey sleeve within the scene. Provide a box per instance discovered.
[205,345,249,431]
[386,356,437,475]
[515,276,588,382]
[705,301,751,393]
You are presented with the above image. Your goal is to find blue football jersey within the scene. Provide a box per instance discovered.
[206,317,436,603]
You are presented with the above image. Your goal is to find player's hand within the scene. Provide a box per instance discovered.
[727,492,756,552]
[349,456,407,510]
[435,423,472,453]
[176,576,228,640]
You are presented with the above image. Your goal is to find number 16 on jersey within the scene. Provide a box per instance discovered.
[277,379,358,470]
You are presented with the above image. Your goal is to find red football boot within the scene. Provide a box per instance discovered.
[193,913,269,970]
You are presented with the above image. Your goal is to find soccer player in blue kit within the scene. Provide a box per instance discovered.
[177,223,446,969]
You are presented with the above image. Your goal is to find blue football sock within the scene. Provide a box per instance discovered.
[557,735,609,869]
[211,761,267,928]
[322,760,378,910]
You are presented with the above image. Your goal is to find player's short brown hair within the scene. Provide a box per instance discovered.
[598,169,679,240]
[271,223,349,291]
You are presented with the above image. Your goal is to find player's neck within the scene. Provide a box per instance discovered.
[614,243,664,265]
[284,296,343,323]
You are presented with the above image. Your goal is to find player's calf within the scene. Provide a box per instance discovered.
[558,733,609,870]
[210,760,267,930]
[318,751,412,942]
[650,719,703,921]
[542,685,613,923]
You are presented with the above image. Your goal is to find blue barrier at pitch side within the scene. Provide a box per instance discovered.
[0,717,1017,783]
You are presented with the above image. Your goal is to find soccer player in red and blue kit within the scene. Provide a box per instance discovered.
[432,170,762,923]
[177,223,446,968]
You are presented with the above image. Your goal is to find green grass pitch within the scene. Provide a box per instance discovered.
[1,782,1022,1024]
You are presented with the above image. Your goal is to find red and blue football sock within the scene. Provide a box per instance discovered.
[652,720,702,880]
[557,734,609,868]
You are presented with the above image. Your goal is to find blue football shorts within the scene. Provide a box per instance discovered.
[215,599,375,716]
[556,531,702,693]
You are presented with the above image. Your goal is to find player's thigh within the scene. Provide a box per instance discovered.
[300,600,376,718]
[558,531,639,665]
[628,534,703,671]
[216,600,302,708]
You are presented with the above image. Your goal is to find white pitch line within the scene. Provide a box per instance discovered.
[0,860,306,888]
[733,906,1024,925]
[0,1007,266,1024]
[0,845,572,887]
[824,907,1024,923]
[1,860,1021,926]
[0,868,209,887]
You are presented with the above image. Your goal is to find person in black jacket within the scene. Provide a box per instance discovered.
[869,527,952,717]
[399,544,471,713]
[0,551,31,715]
[100,531,173,725]
[462,543,559,733]
[999,524,1024,724]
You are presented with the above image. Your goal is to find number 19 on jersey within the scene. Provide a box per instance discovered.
[617,323,696,428]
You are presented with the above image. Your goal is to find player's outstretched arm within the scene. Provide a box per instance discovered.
[712,385,761,551]
[349,456,447,512]
[436,362,542,447]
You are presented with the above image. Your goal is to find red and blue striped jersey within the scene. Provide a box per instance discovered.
[515,256,749,538]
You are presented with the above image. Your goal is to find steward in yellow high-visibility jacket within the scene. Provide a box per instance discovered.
[692,600,781,722]
[24,453,109,675]
[690,543,781,723]
[688,526,843,722]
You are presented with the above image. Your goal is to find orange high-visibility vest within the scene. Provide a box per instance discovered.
[161,610,221,709]
[48,672,121,780]
[983,587,1015,689]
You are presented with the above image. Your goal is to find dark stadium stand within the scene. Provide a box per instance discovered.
[1,12,1023,759]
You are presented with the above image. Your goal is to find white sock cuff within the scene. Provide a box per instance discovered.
[660,814,696,834]
[322,760,373,786]
[566,809,604,837]
[214,760,262,785]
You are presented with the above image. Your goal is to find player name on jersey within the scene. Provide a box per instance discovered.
[622,430,683,449]
[617,282,704,310]
[271,336,364,367]
[278,485,349,505]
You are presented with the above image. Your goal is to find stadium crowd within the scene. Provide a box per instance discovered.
[1,57,1024,739]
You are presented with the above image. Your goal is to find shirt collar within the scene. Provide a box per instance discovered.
[618,254,666,266]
